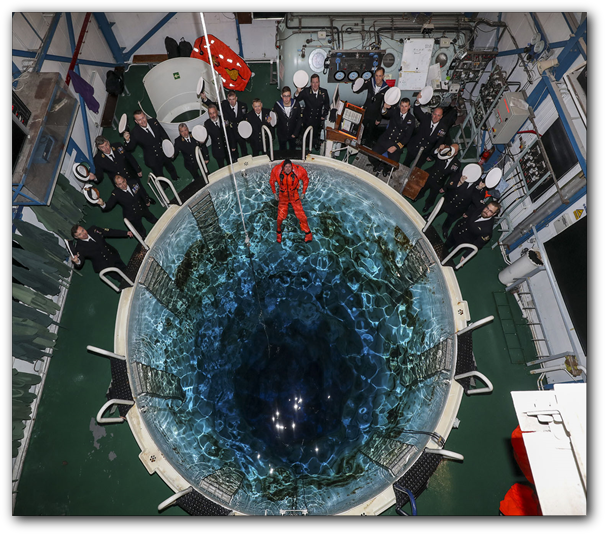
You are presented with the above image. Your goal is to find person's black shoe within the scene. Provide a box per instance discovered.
[442,229,449,240]
[148,198,156,205]
[171,176,179,181]
[422,213,430,221]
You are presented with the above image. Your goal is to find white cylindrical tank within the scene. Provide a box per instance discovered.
[498,250,543,286]
[142,57,220,140]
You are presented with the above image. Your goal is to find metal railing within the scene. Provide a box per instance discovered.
[124,217,149,250]
[86,345,126,361]
[422,197,444,233]
[99,267,134,292]
[454,370,494,395]
[261,125,274,161]
[456,315,494,336]
[96,399,134,424]
[147,173,182,208]
[195,146,209,184]
[158,487,193,512]
[302,125,313,160]
[441,243,479,270]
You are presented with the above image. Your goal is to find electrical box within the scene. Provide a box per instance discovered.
[490,91,530,144]
[318,31,327,39]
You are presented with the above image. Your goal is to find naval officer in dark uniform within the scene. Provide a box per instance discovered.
[352,67,390,146]
[98,175,158,239]
[416,143,462,214]
[370,97,415,174]
[221,90,249,160]
[204,104,229,169]
[89,136,142,185]
[173,123,208,182]
[444,201,501,260]
[246,98,274,157]
[294,74,330,150]
[123,110,180,181]
[402,91,450,169]
[70,224,133,282]
[439,168,482,238]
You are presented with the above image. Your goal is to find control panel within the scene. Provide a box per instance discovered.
[326,50,385,84]
[473,65,508,128]
[12,90,31,127]
[448,49,498,83]
[520,142,548,193]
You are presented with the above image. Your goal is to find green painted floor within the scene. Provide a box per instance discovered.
[14,62,539,516]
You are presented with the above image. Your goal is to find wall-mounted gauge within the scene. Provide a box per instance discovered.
[362,71,373,80]
[334,71,346,81]
[308,48,328,73]
[382,52,396,68]
[347,70,359,81]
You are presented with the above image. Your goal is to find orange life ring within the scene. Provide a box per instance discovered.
[191,35,252,92]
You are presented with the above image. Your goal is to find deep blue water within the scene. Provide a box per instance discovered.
[127,163,455,515]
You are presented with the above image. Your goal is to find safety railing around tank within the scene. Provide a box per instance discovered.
[158,487,193,512]
[422,197,444,234]
[96,219,142,290]
[195,146,209,185]
[454,316,495,395]
[99,267,134,293]
[441,244,479,270]
[88,345,135,423]
[124,217,150,250]
[302,125,313,160]
[147,172,182,208]
[261,125,274,161]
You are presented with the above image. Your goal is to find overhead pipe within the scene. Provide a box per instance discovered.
[65,12,92,86]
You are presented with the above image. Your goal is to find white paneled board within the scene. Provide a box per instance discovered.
[397,38,434,91]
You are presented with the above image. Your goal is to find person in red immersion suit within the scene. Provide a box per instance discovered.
[269,159,313,243]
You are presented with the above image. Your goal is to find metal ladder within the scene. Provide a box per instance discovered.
[139,257,188,316]
[189,191,224,250]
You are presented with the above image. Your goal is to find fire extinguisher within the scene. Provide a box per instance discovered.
[478,146,495,166]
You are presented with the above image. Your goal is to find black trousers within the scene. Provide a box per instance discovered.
[105,258,128,282]
[416,179,441,211]
[150,156,179,181]
[279,136,298,151]
[130,210,158,239]
[185,161,203,182]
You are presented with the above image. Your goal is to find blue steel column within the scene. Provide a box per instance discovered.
[12,49,118,68]
[92,13,125,65]
[121,13,177,60]
[33,12,62,71]
[235,17,244,57]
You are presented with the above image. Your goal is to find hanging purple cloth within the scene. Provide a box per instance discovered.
[68,69,100,114]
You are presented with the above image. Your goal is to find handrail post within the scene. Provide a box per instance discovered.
[96,399,134,424]
[86,345,126,361]
[441,243,479,270]
[147,172,170,208]
[195,146,209,185]
[454,370,494,395]
[154,177,182,206]
[262,125,274,161]
[422,197,445,233]
[424,449,464,461]
[99,267,134,292]
[124,218,150,250]
[456,315,494,336]
[158,487,193,512]
[302,125,313,160]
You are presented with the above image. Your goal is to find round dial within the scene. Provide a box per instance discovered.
[362,71,373,80]
[334,71,346,81]
[347,70,359,81]
[308,48,328,73]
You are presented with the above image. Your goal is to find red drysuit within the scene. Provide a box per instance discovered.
[269,161,312,243]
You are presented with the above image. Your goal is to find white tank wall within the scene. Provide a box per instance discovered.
[276,15,465,107]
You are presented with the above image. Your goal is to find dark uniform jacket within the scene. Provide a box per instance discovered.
[353,78,390,124]
[295,87,330,125]
[426,152,462,188]
[92,142,141,184]
[373,108,415,156]
[245,108,274,152]
[221,99,248,144]
[124,117,170,169]
[73,226,129,273]
[407,101,450,155]
[102,178,152,223]
[221,99,248,127]
[173,135,208,171]
[449,205,497,250]
[204,118,229,162]
[443,177,476,216]
[272,99,303,142]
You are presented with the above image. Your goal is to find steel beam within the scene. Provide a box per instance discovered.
[12,48,118,68]
[121,13,177,60]
[92,13,125,64]
[33,12,62,72]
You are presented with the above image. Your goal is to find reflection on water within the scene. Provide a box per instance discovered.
[128,164,455,515]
